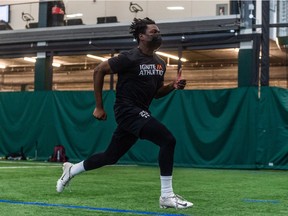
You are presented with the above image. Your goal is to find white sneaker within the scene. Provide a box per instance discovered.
[159,194,193,209]
[56,162,74,193]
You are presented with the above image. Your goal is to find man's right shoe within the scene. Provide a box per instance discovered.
[56,162,74,193]
[159,194,193,209]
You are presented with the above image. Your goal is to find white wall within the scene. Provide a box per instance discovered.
[6,0,230,30]
[9,3,39,29]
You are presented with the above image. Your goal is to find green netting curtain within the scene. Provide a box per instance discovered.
[1,87,288,169]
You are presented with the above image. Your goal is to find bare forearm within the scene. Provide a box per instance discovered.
[93,61,113,109]
[155,77,187,99]
[93,67,106,109]
[154,82,175,99]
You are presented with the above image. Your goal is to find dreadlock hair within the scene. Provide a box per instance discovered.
[129,17,156,44]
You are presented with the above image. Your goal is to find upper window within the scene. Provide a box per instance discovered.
[0,5,10,23]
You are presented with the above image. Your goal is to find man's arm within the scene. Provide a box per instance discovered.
[93,60,113,120]
[154,82,175,99]
[154,68,186,99]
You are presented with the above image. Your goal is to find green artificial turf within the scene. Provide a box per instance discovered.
[0,160,287,216]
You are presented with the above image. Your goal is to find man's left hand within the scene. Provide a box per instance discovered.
[173,67,186,90]
[174,79,186,89]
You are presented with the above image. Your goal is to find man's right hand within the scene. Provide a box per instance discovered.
[93,107,107,120]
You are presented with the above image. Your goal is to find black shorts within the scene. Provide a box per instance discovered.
[114,105,152,137]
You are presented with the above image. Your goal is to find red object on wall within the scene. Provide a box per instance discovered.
[52,6,64,15]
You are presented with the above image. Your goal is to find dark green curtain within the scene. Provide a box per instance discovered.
[1,87,288,169]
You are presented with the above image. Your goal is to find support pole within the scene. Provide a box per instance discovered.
[261,0,270,86]
[34,1,53,91]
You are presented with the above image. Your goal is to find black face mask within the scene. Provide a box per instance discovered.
[147,35,162,49]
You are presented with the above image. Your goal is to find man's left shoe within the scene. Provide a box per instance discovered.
[56,162,74,193]
[159,194,193,209]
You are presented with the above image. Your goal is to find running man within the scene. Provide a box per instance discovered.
[56,17,193,209]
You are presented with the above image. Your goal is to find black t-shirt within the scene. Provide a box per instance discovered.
[108,47,166,111]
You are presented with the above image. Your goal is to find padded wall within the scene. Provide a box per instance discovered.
[1,87,288,169]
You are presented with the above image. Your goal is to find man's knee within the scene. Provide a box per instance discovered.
[166,133,176,148]
[104,151,120,165]
[106,156,119,165]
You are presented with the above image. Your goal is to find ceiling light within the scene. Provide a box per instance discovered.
[24,57,36,63]
[87,54,108,61]
[52,62,61,67]
[66,13,83,18]
[166,6,184,10]
[156,51,188,62]
[24,57,61,67]
[0,64,6,69]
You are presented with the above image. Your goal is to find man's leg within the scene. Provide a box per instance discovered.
[56,126,137,192]
[139,117,175,197]
[139,117,176,177]
[139,117,193,209]
[83,127,138,170]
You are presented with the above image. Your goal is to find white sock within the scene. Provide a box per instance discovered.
[160,176,174,197]
[70,161,85,177]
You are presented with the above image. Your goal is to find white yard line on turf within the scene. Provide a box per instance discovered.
[0,160,61,166]
[0,166,60,169]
